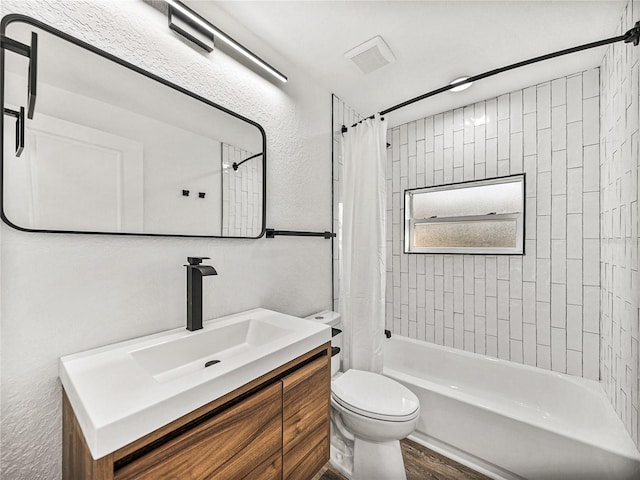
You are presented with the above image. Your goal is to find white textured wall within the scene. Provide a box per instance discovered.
[0,1,332,478]
[600,0,640,450]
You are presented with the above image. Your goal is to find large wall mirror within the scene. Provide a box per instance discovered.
[1,15,266,238]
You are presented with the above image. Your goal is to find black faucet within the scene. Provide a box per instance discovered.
[185,257,217,331]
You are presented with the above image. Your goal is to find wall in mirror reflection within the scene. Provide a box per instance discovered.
[2,20,264,237]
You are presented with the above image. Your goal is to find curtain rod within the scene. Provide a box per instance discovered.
[232,151,262,171]
[342,21,640,132]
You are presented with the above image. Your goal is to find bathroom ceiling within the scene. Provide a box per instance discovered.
[196,1,625,126]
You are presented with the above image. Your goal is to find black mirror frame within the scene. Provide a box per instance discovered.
[0,14,267,239]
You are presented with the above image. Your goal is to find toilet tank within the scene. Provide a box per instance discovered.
[306,310,342,376]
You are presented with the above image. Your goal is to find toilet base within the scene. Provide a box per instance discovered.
[352,438,406,480]
[330,441,354,478]
[329,416,354,477]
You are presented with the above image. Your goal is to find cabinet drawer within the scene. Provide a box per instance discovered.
[282,355,330,480]
[114,382,283,480]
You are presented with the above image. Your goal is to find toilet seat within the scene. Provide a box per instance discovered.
[331,369,419,422]
[332,394,420,422]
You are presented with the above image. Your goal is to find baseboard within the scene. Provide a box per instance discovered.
[407,432,524,480]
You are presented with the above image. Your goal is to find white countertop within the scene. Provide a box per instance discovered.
[59,308,330,459]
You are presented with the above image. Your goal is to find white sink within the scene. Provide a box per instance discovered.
[59,308,330,459]
[131,319,293,382]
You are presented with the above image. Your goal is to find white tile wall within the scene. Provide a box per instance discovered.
[221,143,262,237]
[332,95,363,311]
[381,70,600,378]
[600,0,640,450]
[331,72,640,447]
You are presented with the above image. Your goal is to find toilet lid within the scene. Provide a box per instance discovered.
[332,370,419,420]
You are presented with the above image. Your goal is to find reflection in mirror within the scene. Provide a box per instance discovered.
[2,17,265,237]
[221,144,262,237]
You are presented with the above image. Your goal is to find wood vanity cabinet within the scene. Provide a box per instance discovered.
[63,343,331,480]
[282,358,331,480]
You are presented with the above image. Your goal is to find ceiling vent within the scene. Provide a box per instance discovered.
[344,36,396,74]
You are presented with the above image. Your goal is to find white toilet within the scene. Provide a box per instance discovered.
[307,311,420,480]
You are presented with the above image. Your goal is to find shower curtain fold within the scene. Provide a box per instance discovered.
[339,115,387,374]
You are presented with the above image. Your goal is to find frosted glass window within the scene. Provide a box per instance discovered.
[414,221,517,248]
[405,175,525,254]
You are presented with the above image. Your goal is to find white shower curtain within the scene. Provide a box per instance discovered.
[339,115,387,373]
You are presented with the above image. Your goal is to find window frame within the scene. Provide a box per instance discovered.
[404,174,526,255]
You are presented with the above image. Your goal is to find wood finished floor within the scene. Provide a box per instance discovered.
[313,439,492,480]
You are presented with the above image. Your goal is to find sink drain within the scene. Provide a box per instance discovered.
[204,360,220,368]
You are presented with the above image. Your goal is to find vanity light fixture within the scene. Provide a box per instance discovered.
[449,76,472,92]
[168,3,214,52]
[165,0,288,83]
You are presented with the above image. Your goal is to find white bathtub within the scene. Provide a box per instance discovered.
[383,335,640,480]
